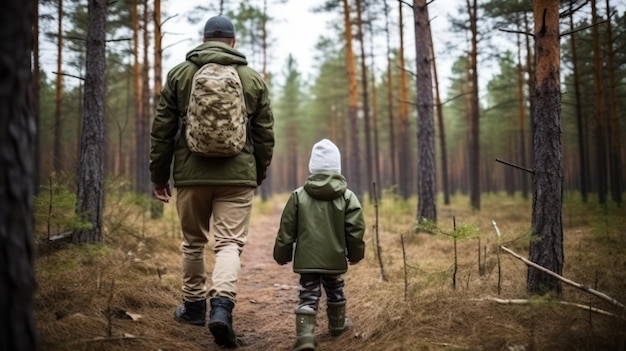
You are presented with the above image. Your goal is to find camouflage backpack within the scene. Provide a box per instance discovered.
[184,63,247,157]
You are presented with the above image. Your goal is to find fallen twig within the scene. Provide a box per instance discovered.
[429,341,470,349]
[491,221,502,295]
[475,297,624,320]
[401,234,408,302]
[500,245,625,314]
[372,182,387,282]
[65,334,166,345]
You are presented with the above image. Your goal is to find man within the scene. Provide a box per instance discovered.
[149,15,274,348]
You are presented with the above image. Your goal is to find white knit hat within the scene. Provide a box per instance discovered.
[308,139,341,174]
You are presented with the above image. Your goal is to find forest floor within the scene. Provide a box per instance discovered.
[33,191,626,351]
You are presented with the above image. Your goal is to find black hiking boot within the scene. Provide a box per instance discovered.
[173,299,206,326]
[208,297,237,348]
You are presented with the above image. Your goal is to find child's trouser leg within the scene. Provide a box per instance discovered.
[322,274,352,336]
[293,274,320,350]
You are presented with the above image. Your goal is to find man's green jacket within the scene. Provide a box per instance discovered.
[150,41,274,187]
[274,173,366,274]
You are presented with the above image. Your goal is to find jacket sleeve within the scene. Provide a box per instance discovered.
[239,67,274,185]
[150,68,182,185]
[344,190,365,263]
[273,192,298,264]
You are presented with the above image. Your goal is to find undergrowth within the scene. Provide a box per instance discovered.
[32,181,626,351]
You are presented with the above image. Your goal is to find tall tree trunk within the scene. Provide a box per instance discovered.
[151,0,164,219]
[355,0,373,200]
[568,0,588,203]
[261,0,268,81]
[258,0,272,201]
[516,30,529,199]
[132,0,142,192]
[591,0,608,205]
[430,22,449,205]
[383,0,397,192]
[605,0,622,206]
[288,121,298,190]
[524,12,536,166]
[136,0,151,195]
[153,0,161,102]
[367,9,381,201]
[342,0,362,198]
[527,0,563,295]
[414,0,436,222]
[53,0,64,174]
[398,1,411,200]
[0,1,37,348]
[32,0,41,192]
[466,0,480,210]
[74,0,107,244]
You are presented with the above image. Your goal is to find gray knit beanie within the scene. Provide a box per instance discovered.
[308,139,341,174]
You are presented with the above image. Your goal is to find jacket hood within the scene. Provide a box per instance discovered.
[186,41,248,67]
[303,172,347,201]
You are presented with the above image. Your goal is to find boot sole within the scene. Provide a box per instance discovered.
[292,342,316,351]
[208,321,237,348]
[174,315,206,326]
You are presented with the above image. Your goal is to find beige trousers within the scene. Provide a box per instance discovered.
[176,185,254,303]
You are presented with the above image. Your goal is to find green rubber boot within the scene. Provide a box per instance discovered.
[327,301,352,336]
[292,309,317,351]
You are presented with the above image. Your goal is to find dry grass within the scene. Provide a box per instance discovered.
[34,192,626,351]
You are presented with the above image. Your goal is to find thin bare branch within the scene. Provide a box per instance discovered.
[495,158,534,174]
[561,19,609,38]
[498,28,534,37]
[476,297,624,320]
[163,38,193,52]
[52,71,84,81]
[161,13,178,27]
[397,0,413,9]
[106,38,131,43]
[500,245,626,313]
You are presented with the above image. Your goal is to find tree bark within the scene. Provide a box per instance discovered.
[527,1,564,295]
[398,1,412,200]
[137,0,151,195]
[151,0,164,219]
[32,0,41,192]
[604,0,622,206]
[342,0,362,198]
[367,7,381,201]
[431,47,449,205]
[355,0,374,200]
[591,0,608,205]
[53,0,64,173]
[466,0,480,210]
[74,0,107,244]
[524,12,536,166]
[516,30,529,199]
[132,0,141,192]
[568,0,589,203]
[0,1,38,348]
[414,0,436,222]
[383,0,397,192]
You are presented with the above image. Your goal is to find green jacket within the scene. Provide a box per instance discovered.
[150,42,274,187]
[274,172,366,274]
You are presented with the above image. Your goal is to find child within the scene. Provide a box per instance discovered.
[274,139,366,351]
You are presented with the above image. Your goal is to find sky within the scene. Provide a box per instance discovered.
[161,0,464,88]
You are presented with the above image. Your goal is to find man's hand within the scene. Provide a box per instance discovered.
[152,182,171,203]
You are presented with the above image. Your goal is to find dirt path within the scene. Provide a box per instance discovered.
[193,203,349,351]
[233,203,299,350]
